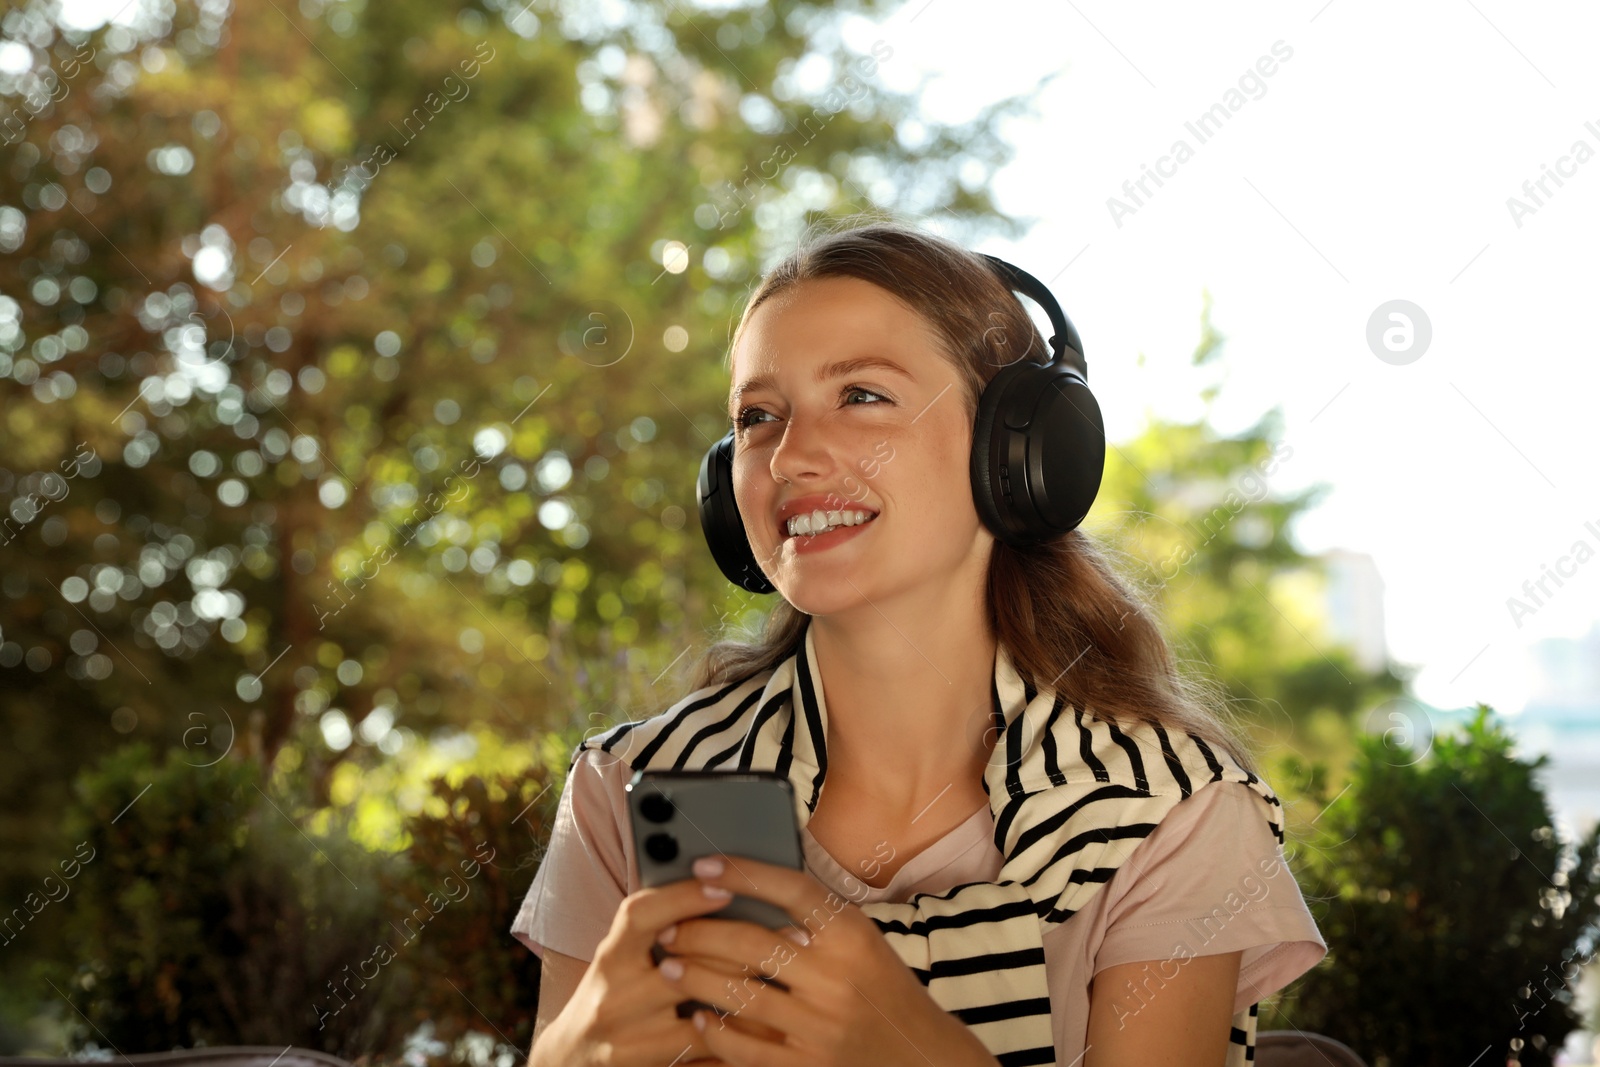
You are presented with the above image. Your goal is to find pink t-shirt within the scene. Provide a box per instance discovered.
[512,748,1328,1064]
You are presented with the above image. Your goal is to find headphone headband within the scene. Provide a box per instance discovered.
[978,254,1087,382]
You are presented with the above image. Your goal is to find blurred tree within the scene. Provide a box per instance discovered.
[0,0,1029,1048]
[1085,291,1409,819]
[1276,705,1600,1067]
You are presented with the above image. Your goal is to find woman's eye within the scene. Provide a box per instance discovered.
[843,386,888,406]
[735,406,772,430]
[735,386,888,432]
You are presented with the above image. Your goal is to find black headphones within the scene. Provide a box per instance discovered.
[696,253,1105,595]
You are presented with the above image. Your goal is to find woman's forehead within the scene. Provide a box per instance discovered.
[730,277,940,371]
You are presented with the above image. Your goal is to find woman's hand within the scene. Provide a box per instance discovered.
[531,873,785,1067]
[654,854,1001,1067]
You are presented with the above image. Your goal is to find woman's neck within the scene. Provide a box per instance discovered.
[808,611,1000,816]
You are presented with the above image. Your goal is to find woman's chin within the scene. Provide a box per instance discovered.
[777,578,883,618]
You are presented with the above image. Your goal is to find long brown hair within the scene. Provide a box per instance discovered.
[692,216,1259,777]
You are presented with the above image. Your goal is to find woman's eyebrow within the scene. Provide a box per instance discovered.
[727,356,913,414]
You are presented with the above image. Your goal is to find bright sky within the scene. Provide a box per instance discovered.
[833,0,1600,718]
[50,0,1598,717]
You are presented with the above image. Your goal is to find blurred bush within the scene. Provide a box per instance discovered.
[44,743,406,1056]
[377,770,555,1062]
[33,739,559,1064]
[1275,705,1600,1067]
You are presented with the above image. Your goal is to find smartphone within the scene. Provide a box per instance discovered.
[625,769,806,1018]
[626,769,805,926]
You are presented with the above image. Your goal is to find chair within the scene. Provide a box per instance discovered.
[0,1048,355,1067]
[1255,1030,1369,1067]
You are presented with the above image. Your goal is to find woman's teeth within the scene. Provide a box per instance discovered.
[786,509,876,538]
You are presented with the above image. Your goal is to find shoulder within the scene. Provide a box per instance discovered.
[1095,780,1305,931]
[510,752,640,958]
[1153,779,1282,851]
[1085,781,1328,995]
[575,669,773,770]
[537,747,644,894]
[997,709,1284,924]
[1016,703,1281,825]
[558,747,637,830]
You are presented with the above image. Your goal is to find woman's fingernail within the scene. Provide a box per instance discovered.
[702,882,733,900]
[693,856,724,879]
[658,923,676,945]
[693,1010,707,1033]
[783,926,810,946]
[659,956,684,980]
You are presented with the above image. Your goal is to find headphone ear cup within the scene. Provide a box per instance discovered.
[969,360,1016,543]
[697,431,776,595]
[1033,363,1105,533]
[971,360,1106,545]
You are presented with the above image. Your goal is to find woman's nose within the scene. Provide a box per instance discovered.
[768,412,836,484]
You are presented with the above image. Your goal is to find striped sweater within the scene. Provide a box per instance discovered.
[577,616,1283,1066]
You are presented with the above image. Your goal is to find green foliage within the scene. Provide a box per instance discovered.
[0,0,1026,785]
[376,769,558,1062]
[1277,705,1600,1067]
[42,745,409,1059]
[0,0,1026,1032]
[33,743,561,1064]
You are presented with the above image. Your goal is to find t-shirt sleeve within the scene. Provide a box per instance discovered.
[510,749,638,962]
[1091,781,1329,1014]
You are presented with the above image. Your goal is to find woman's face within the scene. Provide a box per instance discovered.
[726,275,993,616]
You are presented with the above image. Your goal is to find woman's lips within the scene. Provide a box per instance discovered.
[780,511,879,539]
[780,512,879,553]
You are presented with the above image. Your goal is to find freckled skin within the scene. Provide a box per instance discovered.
[727,275,989,623]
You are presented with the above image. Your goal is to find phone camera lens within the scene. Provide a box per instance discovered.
[644,832,678,864]
[640,792,674,824]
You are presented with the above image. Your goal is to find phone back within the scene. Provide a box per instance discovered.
[625,769,803,931]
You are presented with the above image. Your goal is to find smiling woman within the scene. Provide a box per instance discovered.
[515,219,1326,1067]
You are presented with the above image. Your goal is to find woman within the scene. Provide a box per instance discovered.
[514,220,1327,1066]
